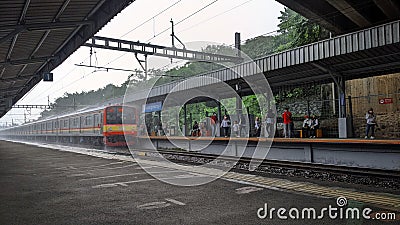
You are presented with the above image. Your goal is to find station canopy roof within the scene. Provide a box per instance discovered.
[277,0,400,34]
[0,0,134,118]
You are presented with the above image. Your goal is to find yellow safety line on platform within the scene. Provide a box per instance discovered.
[222,172,400,211]
[104,154,400,211]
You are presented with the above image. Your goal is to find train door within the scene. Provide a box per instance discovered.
[94,114,99,134]
[100,112,103,133]
[80,116,83,133]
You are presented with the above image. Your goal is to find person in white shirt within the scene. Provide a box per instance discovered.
[232,121,240,137]
[254,117,261,137]
[265,109,275,138]
[365,108,376,139]
[220,115,231,137]
[310,115,319,138]
[302,115,311,138]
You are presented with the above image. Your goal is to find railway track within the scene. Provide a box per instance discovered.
[123,150,400,185]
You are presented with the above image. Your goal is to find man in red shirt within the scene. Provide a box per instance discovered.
[282,107,293,138]
[210,113,217,136]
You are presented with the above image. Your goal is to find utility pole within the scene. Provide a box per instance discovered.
[235,32,241,58]
[170,19,185,49]
[170,19,175,48]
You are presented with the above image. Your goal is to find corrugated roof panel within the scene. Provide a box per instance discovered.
[22,64,42,75]
[0,1,25,26]
[34,29,74,57]
[9,30,46,60]
[2,65,25,79]
[60,0,99,21]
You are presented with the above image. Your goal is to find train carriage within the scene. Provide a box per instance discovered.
[0,105,138,147]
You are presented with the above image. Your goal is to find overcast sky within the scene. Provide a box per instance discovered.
[0,0,284,125]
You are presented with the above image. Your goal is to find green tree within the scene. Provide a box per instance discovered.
[277,7,330,51]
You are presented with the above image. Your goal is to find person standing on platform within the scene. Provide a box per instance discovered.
[192,121,200,137]
[365,108,376,139]
[265,109,275,138]
[210,113,217,137]
[232,121,240,137]
[239,114,247,137]
[302,115,311,138]
[282,107,293,138]
[254,116,261,137]
[310,115,320,138]
[220,115,231,137]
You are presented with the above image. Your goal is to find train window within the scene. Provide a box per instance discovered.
[85,116,92,126]
[73,118,78,127]
[106,106,121,124]
[123,107,136,124]
[106,106,135,124]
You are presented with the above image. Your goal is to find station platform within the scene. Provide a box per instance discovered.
[137,136,400,171]
[140,136,400,145]
[1,140,399,224]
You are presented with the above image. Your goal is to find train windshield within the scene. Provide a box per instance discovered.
[106,106,135,124]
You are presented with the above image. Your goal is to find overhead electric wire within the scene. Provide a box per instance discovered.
[94,0,221,70]
[120,0,182,38]
[28,0,375,104]
[177,0,254,34]
[146,0,219,43]
[26,1,183,102]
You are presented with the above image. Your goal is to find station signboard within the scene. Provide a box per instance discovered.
[143,101,163,113]
[378,98,393,104]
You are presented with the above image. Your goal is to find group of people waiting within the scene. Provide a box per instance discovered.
[282,107,319,138]
[190,107,379,139]
[301,115,320,138]
[191,114,246,138]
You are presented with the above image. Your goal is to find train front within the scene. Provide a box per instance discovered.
[103,105,137,146]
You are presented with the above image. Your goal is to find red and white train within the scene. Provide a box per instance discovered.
[0,105,138,146]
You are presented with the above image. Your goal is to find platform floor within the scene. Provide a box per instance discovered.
[0,141,398,224]
[141,135,400,145]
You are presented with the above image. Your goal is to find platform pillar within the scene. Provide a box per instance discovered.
[183,103,187,136]
[217,100,222,137]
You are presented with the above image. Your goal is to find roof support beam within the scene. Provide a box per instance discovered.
[29,0,72,59]
[311,63,344,94]
[373,0,400,18]
[0,67,5,79]
[0,28,24,45]
[0,21,94,45]
[1,0,32,69]
[0,76,31,83]
[0,57,54,66]
[0,21,95,33]
[326,0,371,27]
[19,0,31,23]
